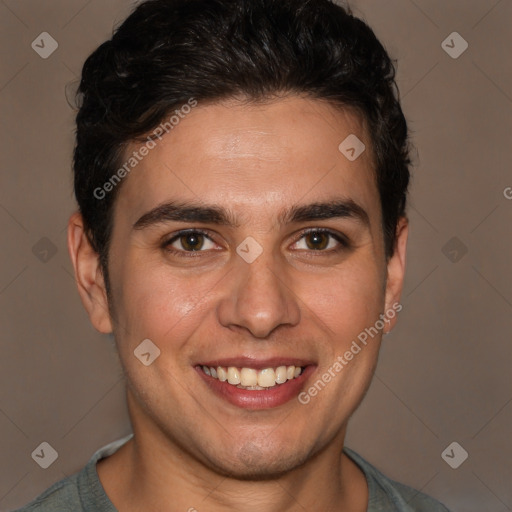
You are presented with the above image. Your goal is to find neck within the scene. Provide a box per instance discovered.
[97,398,368,511]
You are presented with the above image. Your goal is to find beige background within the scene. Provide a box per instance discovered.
[1,0,511,510]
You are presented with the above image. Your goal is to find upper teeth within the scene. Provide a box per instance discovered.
[202,365,303,388]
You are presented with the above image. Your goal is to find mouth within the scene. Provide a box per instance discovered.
[200,364,304,389]
[195,358,316,409]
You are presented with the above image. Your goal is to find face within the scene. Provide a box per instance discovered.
[72,95,407,478]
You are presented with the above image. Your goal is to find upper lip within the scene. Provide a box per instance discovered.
[196,356,315,370]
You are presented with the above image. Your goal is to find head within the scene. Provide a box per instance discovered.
[69,0,410,478]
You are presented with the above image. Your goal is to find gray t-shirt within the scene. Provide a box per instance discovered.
[15,435,450,511]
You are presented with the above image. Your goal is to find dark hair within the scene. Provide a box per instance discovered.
[73,0,411,287]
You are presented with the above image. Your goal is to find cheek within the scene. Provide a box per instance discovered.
[110,259,217,356]
[300,258,385,407]
[298,254,385,344]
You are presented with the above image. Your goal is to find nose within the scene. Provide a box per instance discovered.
[216,249,301,339]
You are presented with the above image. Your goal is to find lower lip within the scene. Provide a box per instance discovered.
[195,365,316,410]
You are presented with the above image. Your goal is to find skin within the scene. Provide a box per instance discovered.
[68,95,408,511]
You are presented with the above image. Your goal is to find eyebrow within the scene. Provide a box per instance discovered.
[132,198,370,231]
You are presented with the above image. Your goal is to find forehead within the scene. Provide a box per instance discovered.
[114,96,380,229]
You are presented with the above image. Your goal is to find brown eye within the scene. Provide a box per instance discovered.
[292,229,349,253]
[164,230,217,253]
[304,231,330,250]
[178,232,205,251]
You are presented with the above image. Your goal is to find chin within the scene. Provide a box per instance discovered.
[206,441,311,481]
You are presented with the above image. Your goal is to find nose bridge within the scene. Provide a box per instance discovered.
[217,240,300,338]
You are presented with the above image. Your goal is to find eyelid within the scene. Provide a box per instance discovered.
[293,227,349,246]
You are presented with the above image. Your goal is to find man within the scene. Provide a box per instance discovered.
[17,0,451,510]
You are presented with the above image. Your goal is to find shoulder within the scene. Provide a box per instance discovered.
[12,473,82,511]
[13,435,131,512]
[344,447,451,512]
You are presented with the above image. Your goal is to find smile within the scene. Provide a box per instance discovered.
[195,360,316,410]
[201,364,304,390]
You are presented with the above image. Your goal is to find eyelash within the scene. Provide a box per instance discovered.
[161,228,350,258]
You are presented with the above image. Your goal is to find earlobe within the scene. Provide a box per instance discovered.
[383,217,408,333]
[67,212,113,334]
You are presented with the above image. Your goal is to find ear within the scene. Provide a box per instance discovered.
[383,216,408,333]
[67,212,113,333]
